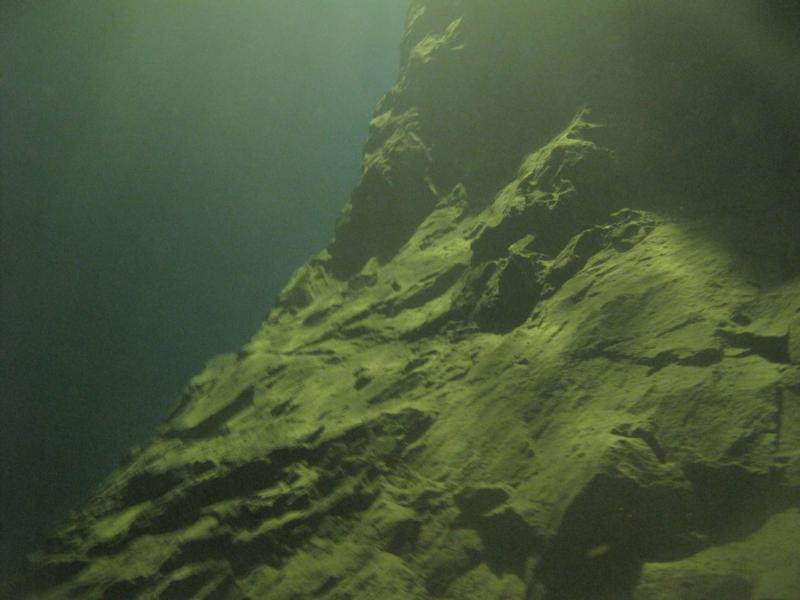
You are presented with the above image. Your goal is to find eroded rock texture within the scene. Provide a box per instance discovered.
[7,1,800,599]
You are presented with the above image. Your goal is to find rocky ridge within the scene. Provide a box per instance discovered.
[6,1,800,599]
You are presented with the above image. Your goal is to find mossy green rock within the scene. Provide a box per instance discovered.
[790,313,800,365]
[6,1,800,599]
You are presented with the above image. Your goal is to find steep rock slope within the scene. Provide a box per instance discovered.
[7,1,800,599]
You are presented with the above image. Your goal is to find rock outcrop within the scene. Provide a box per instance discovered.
[6,1,800,599]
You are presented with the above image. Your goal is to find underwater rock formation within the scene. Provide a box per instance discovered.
[6,1,800,598]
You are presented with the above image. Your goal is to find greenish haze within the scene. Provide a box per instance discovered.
[0,0,407,576]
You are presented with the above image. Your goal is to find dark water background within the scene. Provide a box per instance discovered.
[0,0,407,577]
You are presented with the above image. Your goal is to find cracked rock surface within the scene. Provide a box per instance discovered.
[6,1,800,599]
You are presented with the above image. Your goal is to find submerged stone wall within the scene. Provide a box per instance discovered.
[6,2,800,598]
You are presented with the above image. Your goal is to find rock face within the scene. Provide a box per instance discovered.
[7,2,800,599]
